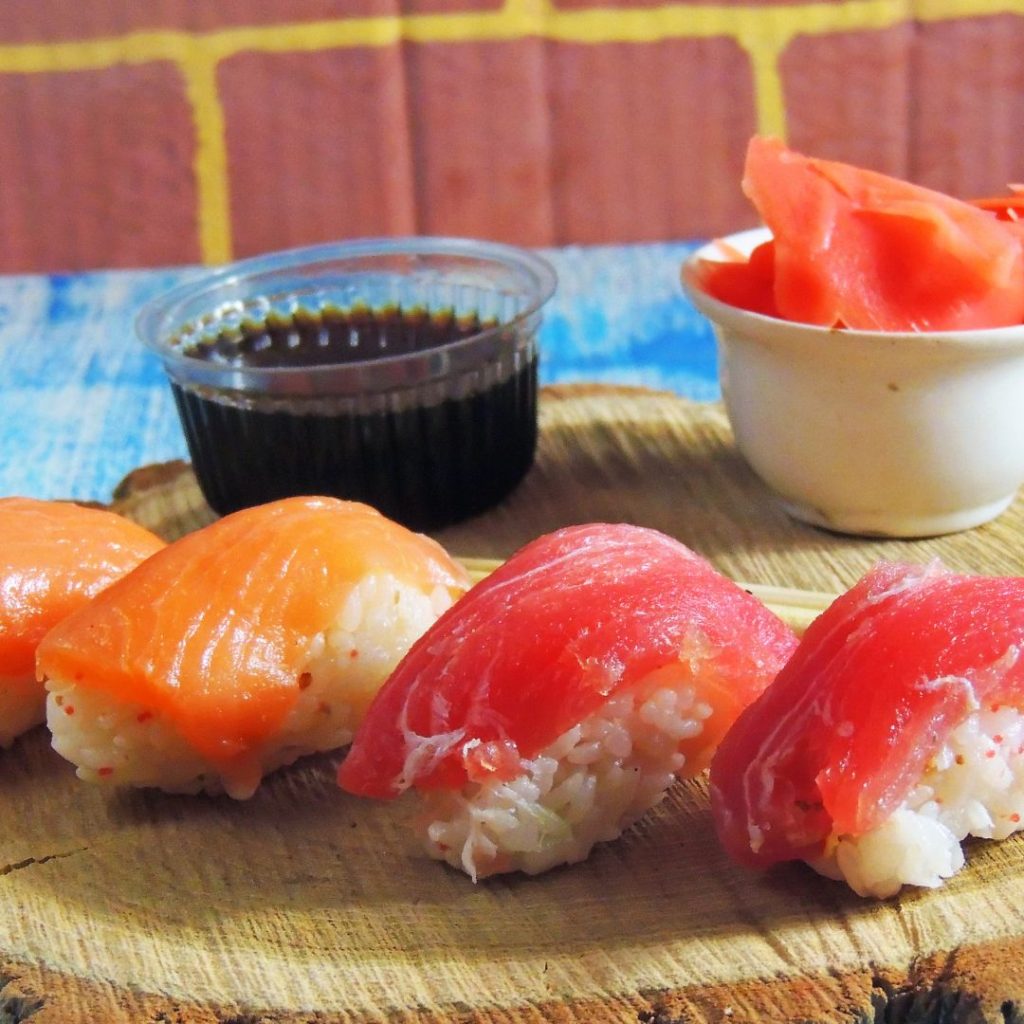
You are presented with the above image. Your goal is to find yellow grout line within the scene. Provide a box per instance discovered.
[736,32,792,140]
[0,0,1007,74]
[0,0,1013,263]
[179,53,233,266]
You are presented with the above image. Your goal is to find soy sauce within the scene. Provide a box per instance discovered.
[182,304,495,368]
[170,306,538,531]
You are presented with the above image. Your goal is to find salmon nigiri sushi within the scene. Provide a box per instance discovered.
[710,560,1024,898]
[1,498,165,748]
[37,497,469,799]
[338,523,799,880]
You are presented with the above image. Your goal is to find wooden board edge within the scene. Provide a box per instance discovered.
[6,939,1024,1024]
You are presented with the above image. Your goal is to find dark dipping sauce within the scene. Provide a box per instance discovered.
[170,305,538,532]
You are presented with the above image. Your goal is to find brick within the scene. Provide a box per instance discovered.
[402,38,556,244]
[545,37,758,242]
[0,63,199,273]
[401,35,756,245]
[782,13,1024,200]
[0,0,500,43]
[219,46,417,257]
[224,35,757,251]
[782,23,913,178]
[910,14,1024,200]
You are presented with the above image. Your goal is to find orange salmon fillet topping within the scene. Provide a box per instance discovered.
[0,497,165,677]
[36,497,468,765]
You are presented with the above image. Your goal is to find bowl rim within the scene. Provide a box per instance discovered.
[681,226,1024,349]
[135,235,559,387]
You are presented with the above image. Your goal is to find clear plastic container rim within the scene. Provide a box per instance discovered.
[136,236,558,395]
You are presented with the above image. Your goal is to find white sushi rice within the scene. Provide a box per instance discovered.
[810,703,1024,898]
[418,682,712,880]
[44,574,457,799]
[0,674,46,748]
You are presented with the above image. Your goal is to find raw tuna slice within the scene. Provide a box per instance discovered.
[710,560,1024,897]
[339,523,798,879]
[0,498,165,747]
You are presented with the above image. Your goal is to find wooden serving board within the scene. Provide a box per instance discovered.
[6,384,1024,1024]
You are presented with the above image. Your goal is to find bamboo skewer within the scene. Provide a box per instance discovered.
[457,556,837,634]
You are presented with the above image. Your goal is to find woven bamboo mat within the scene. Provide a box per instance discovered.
[111,383,1024,587]
[5,383,1024,1024]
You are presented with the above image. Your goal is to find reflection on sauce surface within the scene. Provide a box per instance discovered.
[179,304,498,368]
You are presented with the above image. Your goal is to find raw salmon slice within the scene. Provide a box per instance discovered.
[37,496,469,797]
[0,497,165,747]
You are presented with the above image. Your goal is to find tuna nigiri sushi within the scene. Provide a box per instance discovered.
[37,496,469,798]
[0,498,165,748]
[338,523,798,880]
[710,560,1024,898]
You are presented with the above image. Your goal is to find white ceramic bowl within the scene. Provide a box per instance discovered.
[681,227,1024,538]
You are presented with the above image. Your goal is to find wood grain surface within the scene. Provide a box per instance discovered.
[5,384,1024,1024]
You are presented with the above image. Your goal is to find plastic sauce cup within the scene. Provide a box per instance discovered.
[137,237,557,532]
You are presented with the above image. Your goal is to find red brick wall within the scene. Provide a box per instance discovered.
[0,2,1020,272]
[0,62,201,269]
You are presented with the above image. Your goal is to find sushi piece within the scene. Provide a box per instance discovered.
[36,496,469,798]
[0,497,165,748]
[709,560,1024,898]
[338,523,799,880]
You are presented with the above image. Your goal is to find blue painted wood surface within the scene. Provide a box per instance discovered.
[0,242,716,503]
